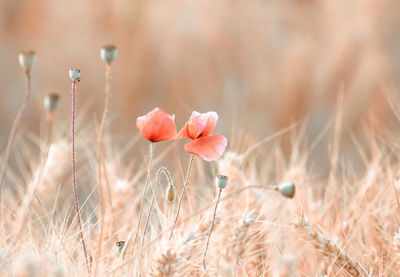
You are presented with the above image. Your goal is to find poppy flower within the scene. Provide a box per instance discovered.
[177,111,227,161]
[136,108,176,142]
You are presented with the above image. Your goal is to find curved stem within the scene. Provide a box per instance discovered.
[125,142,154,258]
[0,71,32,227]
[169,154,195,240]
[203,188,222,276]
[140,167,173,255]
[115,184,277,272]
[95,62,111,275]
[72,80,90,273]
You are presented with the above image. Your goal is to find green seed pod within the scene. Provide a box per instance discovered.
[216,175,228,189]
[69,68,80,81]
[18,51,37,72]
[278,182,295,198]
[100,45,118,64]
[44,93,60,111]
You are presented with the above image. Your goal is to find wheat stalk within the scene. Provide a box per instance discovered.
[295,214,366,276]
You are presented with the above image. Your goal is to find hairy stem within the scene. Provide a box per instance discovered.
[95,62,112,275]
[141,167,173,254]
[0,71,32,227]
[71,80,90,273]
[126,142,154,258]
[203,188,222,276]
[169,153,195,240]
[115,184,276,271]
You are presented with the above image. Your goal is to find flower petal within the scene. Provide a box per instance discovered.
[187,111,207,139]
[184,134,227,161]
[176,111,207,139]
[201,111,218,137]
[176,123,190,139]
[136,108,176,142]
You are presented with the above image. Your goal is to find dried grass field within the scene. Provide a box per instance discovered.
[1,1,400,276]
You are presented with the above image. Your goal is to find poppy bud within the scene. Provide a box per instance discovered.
[69,68,80,81]
[166,184,176,202]
[44,93,60,111]
[100,45,118,64]
[216,175,228,189]
[278,182,295,198]
[18,51,37,72]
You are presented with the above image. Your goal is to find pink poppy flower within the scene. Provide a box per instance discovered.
[136,108,176,142]
[177,111,227,161]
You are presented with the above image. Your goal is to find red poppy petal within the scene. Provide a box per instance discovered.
[136,115,146,131]
[176,123,191,139]
[184,134,227,161]
[154,112,176,142]
[201,111,218,137]
[187,111,207,139]
[136,108,176,142]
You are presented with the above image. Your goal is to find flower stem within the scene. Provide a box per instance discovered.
[95,62,111,275]
[71,79,90,273]
[141,167,173,253]
[129,142,154,256]
[169,153,195,240]
[203,188,222,276]
[0,70,32,227]
[115,185,276,272]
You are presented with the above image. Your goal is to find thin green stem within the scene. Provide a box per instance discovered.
[169,153,195,240]
[203,188,222,276]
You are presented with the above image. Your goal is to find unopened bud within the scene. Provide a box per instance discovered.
[216,175,228,189]
[44,93,60,111]
[69,68,80,81]
[18,51,37,72]
[100,45,118,64]
[166,184,176,202]
[278,182,295,198]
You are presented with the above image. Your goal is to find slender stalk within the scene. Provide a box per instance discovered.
[0,70,32,226]
[169,153,195,240]
[127,142,154,257]
[95,62,112,276]
[202,188,222,276]
[115,184,276,272]
[141,167,173,253]
[71,79,90,273]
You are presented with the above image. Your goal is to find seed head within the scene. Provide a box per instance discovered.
[216,175,228,189]
[69,68,80,81]
[166,184,176,202]
[278,182,295,198]
[18,51,37,72]
[100,45,118,64]
[44,93,60,111]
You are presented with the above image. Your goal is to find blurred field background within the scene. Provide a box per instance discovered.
[2,1,400,276]
[1,0,400,156]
